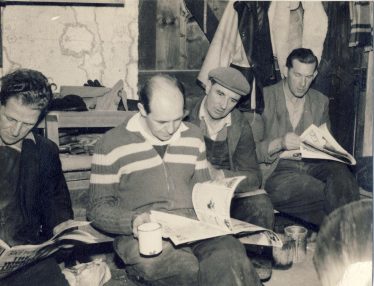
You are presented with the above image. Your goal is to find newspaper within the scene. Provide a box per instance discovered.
[280,124,356,165]
[150,176,282,248]
[0,220,102,279]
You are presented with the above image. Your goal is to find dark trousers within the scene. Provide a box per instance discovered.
[265,159,360,226]
[0,257,68,286]
[231,193,275,230]
[114,235,262,286]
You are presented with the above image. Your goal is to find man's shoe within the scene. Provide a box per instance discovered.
[252,257,272,282]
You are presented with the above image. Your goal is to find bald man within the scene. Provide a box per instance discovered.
[88,74,263,286]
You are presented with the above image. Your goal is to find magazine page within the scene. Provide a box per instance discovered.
[0,241,56,279]
[239,232,283,248]
[300,124,356,165]
[0,220,100,278]
[230,218,282,247]
[192,176,246,231]
[51,219,91,240]
[150,211,230,245]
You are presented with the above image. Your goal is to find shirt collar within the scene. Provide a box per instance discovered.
[0,132,35,152]
[199,96,231,139]
[127,112,188,146]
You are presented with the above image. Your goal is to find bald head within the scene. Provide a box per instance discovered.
[138,75,185,141]
[139,74,185,114]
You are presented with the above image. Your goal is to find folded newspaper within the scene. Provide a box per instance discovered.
[280,123,356,165]
[0,220,103,279]
[150,176,282,248]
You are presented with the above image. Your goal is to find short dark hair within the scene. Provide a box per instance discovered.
[0,69,54,112]
[139,74,185,114]
[286,48,318,71]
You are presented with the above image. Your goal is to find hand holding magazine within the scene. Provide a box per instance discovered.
[150,176,282,248]
[0,220,104,279]
[280,123,356,165]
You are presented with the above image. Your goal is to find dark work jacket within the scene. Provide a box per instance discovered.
[16,133,73,244]
[188,98,261,192]
[233,1,277,113]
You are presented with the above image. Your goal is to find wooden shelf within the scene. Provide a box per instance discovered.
[43,111,134,147]
[39,110,135,190]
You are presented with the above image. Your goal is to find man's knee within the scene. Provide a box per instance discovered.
[231,194,274,229]
[194,235,247,262]
[114,236,199,284]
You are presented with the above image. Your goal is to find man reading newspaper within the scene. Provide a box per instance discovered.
[88,75,263,286]
[256,48,360,226]
[0,69,73,285]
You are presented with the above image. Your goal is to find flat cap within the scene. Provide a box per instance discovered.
[208,67,250,96]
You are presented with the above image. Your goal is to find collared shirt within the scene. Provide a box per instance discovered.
[199,96,231,141]
[283,80,305,131]
[127,112,188,146]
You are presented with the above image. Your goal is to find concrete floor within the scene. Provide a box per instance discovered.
[103,242,321,286]
[265,242,321,286]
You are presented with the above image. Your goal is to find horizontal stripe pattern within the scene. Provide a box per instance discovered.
[92,142,152,166]
[164,153,197,165]
[91,155,162,184]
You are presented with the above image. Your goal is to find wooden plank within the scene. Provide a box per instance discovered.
[45,114,60,146]
[64,171,91,182]
[67,179,90,191]
[156,0,181,69]
[184,0,227,42]
[186,19,209,69]
[139,0,157,69]
[45,111,134,128]
[179,0,188,69]
[60,154,92,171]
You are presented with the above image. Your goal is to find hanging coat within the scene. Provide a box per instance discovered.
[268,1,328,78]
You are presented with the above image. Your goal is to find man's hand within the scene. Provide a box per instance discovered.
[207,161,225,181]
[282,132,301,150]
[132,212,151,238]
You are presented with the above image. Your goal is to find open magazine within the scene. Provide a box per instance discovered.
[0,220,103,279]
[280,123,356,165]
[150,176,282,248]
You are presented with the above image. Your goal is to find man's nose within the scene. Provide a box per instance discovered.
[11,122,23,137]
[220,97,228,109]
[166,122,174,134]
[300,77,307,87]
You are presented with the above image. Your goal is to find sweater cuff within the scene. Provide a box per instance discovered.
[268,137,283,156]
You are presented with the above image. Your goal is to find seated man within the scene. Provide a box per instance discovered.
[87,74,263,286]
[187,66,274,230]
[256,48,360,226]
[0,69,73,285]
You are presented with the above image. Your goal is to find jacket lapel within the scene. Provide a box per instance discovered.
[18,137,40,225]
[227,110,241,159]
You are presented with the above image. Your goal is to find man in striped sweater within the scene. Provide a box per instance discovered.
[87,74,262,286]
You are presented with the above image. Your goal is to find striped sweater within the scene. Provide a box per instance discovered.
[87,113,211,235]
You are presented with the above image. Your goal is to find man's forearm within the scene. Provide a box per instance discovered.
[87,198,134,235]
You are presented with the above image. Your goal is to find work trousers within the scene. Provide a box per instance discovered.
[265,159,360,226]
[114,235,262,286]
[0,257,68,286]
[231,193,275,230]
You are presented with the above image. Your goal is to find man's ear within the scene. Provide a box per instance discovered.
[313,70,318,79]
[205,81,212,94]
[137,102,147,117]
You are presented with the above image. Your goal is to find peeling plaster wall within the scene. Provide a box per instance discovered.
[2,0,139,99]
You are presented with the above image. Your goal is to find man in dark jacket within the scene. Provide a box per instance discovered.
[188,67,275,281]
[0,69,73,286]
[188,67,274,229]
[256,48,359,226]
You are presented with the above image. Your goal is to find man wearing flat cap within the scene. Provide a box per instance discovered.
[188,67,275,280]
